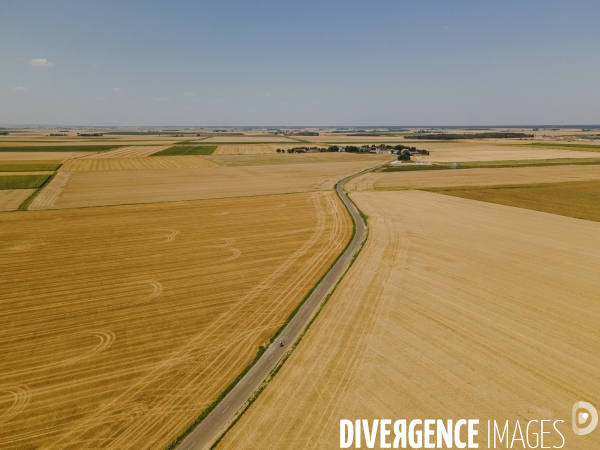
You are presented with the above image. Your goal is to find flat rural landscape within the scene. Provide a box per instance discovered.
[1,125,598,449]
[3,2,600,448]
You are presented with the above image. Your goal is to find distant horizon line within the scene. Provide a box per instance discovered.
[1,124,599,129]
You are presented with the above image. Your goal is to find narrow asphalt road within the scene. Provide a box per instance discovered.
[176,162,387,450]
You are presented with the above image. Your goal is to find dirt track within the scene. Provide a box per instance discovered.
[217,190,600,450]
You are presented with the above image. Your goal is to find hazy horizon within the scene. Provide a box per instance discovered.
[2,0,599,126]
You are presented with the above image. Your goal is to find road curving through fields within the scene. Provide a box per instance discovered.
[175,162,387,450]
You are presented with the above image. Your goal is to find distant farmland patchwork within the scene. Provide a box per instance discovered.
[3,129,600,450]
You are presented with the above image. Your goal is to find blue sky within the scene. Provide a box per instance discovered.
[1,1,599,126]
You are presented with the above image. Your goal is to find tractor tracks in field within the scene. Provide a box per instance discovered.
[174,161,388,450]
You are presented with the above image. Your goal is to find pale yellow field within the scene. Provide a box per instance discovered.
[61,156,220,172]
[346,164,600,191]
[82,146,173,158]
[30,160,384,210]
[205,152,392,167]
[0,152,91,162]
[218,190,600,450]
[0,190,34,211]
[0,191,352,449]
[201,136,296,143]
[413,144,597,162]
[215,145,277,155]
[29,171,71,210]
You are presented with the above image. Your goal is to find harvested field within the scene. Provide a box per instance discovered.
[437,180,600,223]
[61,156,220,172]
[215,145,277,155]
[201,136,297,143]
[205,153,392,167]
[0,145,122,152]
[218,190,600,450]
[28,172,70,210]
[0,153,90,162]
[0,191,352,449]
[33,160,383,209]
[82,146,173,158]
[0,174,50,190]
[525,142,600,152]
[413,144,596,162]
[0,190,34,211]
[383,157,600,172]
[347,164,600,191]
[152,145,217,156]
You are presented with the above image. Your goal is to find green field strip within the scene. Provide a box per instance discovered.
[0,174,51,189]
[0,163,62,172]
[150,145,218,156]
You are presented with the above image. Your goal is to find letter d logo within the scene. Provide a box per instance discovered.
[572,401,598,436]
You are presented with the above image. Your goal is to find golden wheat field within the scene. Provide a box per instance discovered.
[29,160,384,210]
[217,190,600,450]
[0,190,352,449]
[346,164,600,191]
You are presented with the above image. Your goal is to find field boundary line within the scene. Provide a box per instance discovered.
[18,172,56,210]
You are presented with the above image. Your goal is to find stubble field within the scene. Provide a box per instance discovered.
[0,190,352,449]
[30,160,385,210]
[217,190,600,450]
[346,164,600,191]
[60,156,220,172]
[0,190,34,211]
[82,146,172,158]
[215,145,277,155]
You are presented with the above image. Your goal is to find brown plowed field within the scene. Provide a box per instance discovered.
[33,160,383,210]
[346,164,600,191]
[0,190,352,449]
[61,156,220,171]
[217,190,600,450]
[0,190,34,211]
[82,146,173,158]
